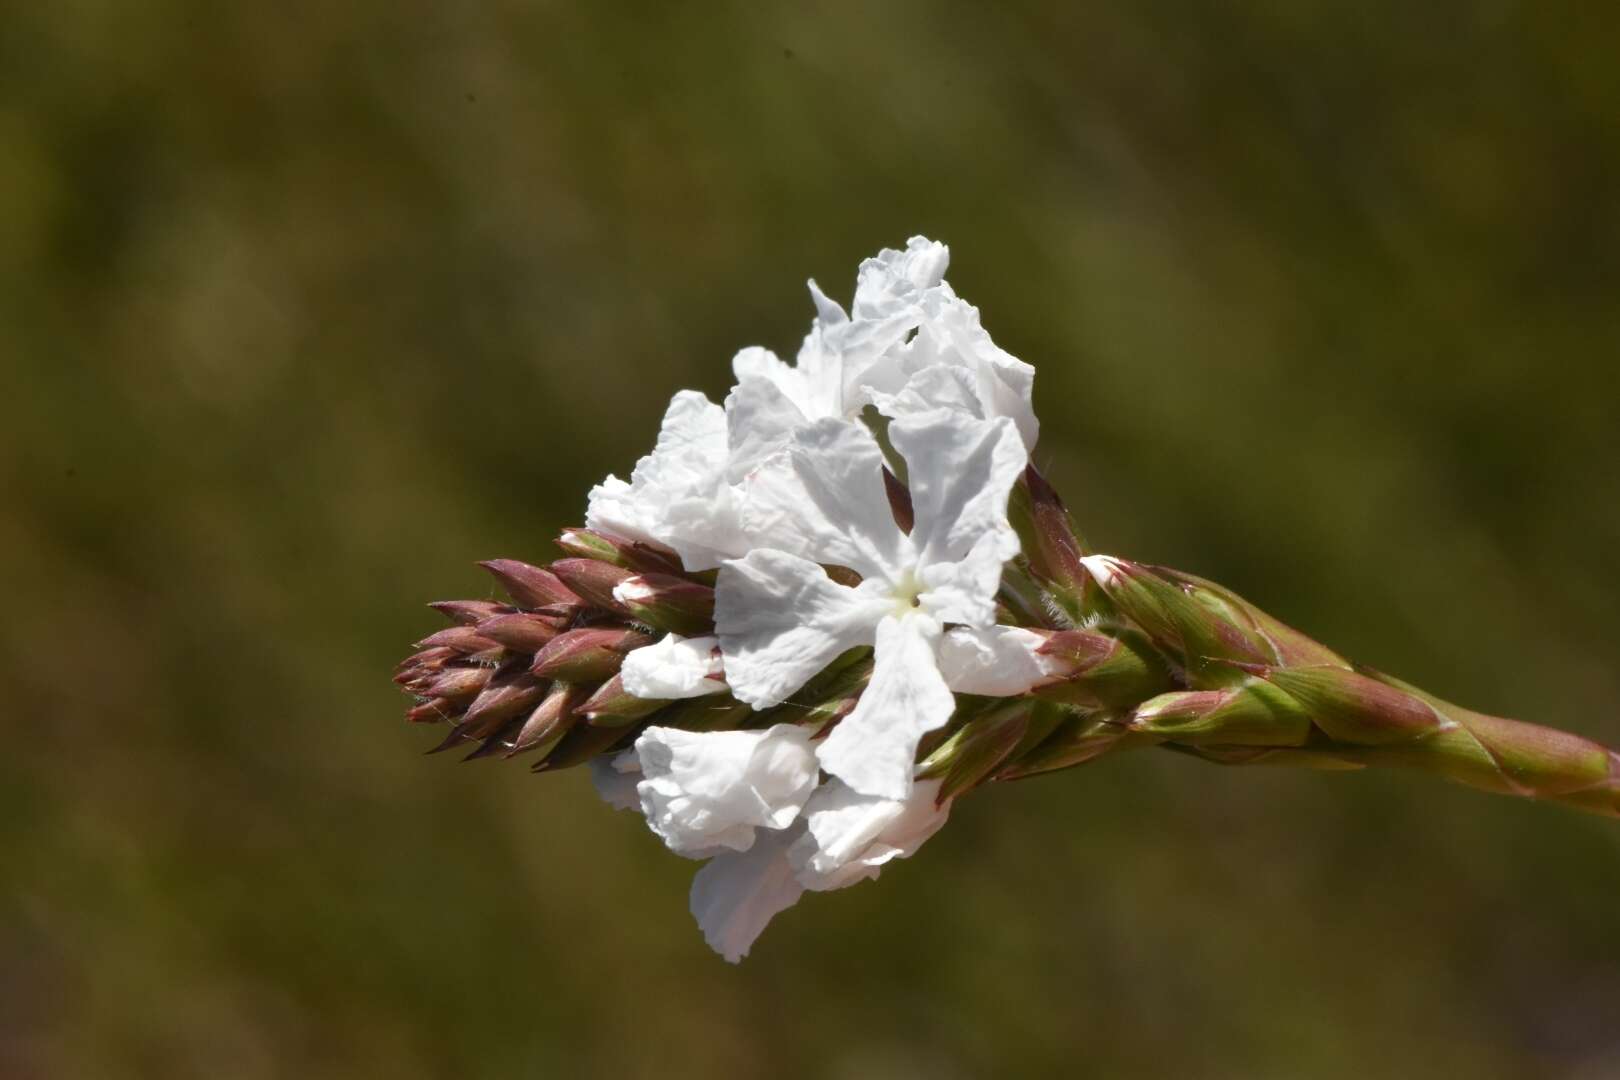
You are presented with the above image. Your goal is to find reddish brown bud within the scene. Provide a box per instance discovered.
[414,625,503,657]
[478,559,583,611]
[882,467,915,535]
[530,626,652,681]
[423,665,495,702]
[555,528,685,575]
[429,599,514,626]
[406,698,467,724]
[508,682,591,758]
[578,673,669,726]
[394,646,456,676]
[548,558,637,615]
[611,574,716,636]
[460,672,549,739]
[474,612,563,653]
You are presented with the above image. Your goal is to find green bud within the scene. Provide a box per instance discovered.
[1129,680,1312,746]
[554,528,685,575]
[578,673,669,726]
[1034,628,1176,709]
[1079,555,1273,685]
[918,700,1031,802]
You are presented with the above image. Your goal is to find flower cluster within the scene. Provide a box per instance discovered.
[578,238,1063,959]
[397,236,1620,964]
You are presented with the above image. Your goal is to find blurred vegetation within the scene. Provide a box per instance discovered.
[4,3,1619,1077]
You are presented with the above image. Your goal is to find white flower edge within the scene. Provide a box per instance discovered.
[621,633,727,700]
[788,777,952,892]
[584,391,741,572]
[634,724,819,857]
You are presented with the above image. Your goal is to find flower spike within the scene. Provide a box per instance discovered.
[392,236,1619,963]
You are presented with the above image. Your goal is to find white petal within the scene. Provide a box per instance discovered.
[715,549,887,708]
[724,376,809,483]
[735,417,908,582]
[938,625,1063,696]
[689,826,805,963]
[621,634,726,700]
[891,409,1026,571]
[635,724,820,857]
[805,278,848,327]
[917,529,1012,628]
[909,291,1039,452]
[852,236,950,320]
[816,612,956,800]
[788,778,952,892]
[584,390,742,571]
[588,749,643,812]
[876,363,986,420]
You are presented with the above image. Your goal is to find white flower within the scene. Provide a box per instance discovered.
[621,633,727,699]
[869,288,1039,453]
[788,777,952,891]
[634,724,820,857]
[937,625,1066,696]
[588,749,643,812]
[689,825,805,964]
[585,391,742,572]
[716,406,1029,800]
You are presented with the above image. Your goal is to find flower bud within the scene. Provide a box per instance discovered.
[548,558,638,615]
[530,627,653,681]
[533,721,636,773]
[578,673,671,726]
[428,599,513,626]
[1033,628,1175,709]
[424,665,495,701]
[474,612,563,653]
[1079,555,1273,683]
[1253,664,1444,746]
[918,701,1035,802]
[508,682,591,759]
[460,671,549,739]
[555,528,685,575]
[414,625,503,658]
[611,574,716,636]
[478,559,583,611]
[405,698,466,724]
[1128,682,1312,746]
[1007,466,1088,598]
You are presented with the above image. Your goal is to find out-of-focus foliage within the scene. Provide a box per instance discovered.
[4,3,1619,1077]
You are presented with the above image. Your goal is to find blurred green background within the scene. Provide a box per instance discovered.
[5,3,1619,1077]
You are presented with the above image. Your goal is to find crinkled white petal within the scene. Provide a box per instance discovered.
[635,724,819,857]
[852,236,950,321]
[903,290,1039,452]
[736,418,909,582]
[621,634,726,700]
[715,549,888,708]
[938,625,1063,696]
[584,390,742,571]
[917,529,1013,629]
[788,777,952,892]
[589,748,643,812]
[891,409,1026,571]
[724,375,810,483]
[816,612,955,800]
[690,825,805,964]
[876,363,986,421]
